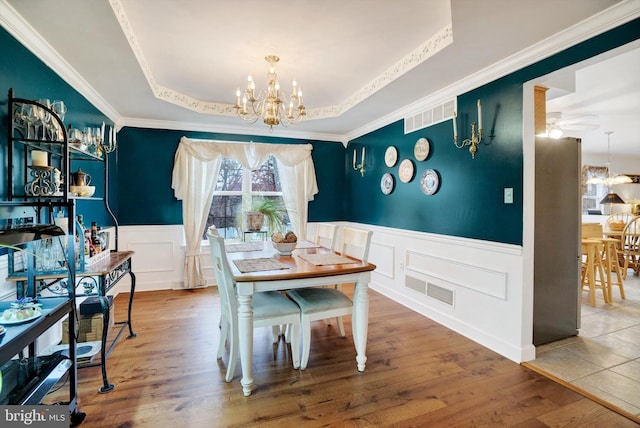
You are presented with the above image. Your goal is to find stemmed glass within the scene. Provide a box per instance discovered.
[51,100,67,141]
[36,99,51,140]
[21,104,39,139]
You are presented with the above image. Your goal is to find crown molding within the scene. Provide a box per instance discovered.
[0,0,121,122]
[2,0,638,145]
[346,0,640,142]
[120,116,346,144]
[110,0,454,122]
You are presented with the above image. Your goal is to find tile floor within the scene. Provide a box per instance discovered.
[527,270,640,419]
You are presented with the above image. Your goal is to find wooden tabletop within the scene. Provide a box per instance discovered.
[227,242,376,282]
[81,250,134,275]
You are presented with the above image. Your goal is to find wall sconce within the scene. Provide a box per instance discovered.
[352,147,365,176]
[102,124,118,153]
[453,99,483,159]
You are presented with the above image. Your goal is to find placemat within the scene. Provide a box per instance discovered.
[225,241,263,253]
[297,253,359,266]
[233,257,288,273]
[295,240,322,249]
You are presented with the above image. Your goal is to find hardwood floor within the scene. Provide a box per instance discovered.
[48,286,639,427]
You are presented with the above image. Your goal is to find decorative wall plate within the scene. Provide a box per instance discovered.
[414,138,430,161]
[384,146,398,167]
[398,159,415,183]
[380,173,394,195]
[420,169,440,195]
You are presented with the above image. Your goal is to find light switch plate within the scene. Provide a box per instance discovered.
[504,187,514,204]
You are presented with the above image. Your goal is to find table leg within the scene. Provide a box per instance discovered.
[352,280,369,372]
[126,271,137,338]
[237,291,254,396]
[98,293,114,393]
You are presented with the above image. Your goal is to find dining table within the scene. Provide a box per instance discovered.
[225,240,376,396]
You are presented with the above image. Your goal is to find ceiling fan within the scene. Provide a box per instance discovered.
[544,112,599,138]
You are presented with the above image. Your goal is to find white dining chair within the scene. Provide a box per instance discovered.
[208,229,301,381]
[287,226,372,370]
[314,223,338,250]
[278,222,339,338]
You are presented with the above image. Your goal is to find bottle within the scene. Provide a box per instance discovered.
[75,215,85,267]
[91,221,101,254]
[85,227,93,257]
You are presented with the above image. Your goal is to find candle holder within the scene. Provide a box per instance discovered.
[352,147,366,176]
[25,166,57,196]
[453,99,483,159]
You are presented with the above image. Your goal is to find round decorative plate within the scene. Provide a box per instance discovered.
[398,159,415,183]
[380,173,394,195]
[414,138,430,161]
[384,146,398,167]
[420,169,440,195]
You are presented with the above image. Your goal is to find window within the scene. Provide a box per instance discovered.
[581,165,609,214]
[204,156,288,239]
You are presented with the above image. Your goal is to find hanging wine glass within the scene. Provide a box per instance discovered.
[22,104,39,139]
[36,99,51,140]
[51,100,66,121]
[13,103,28,136]
[51,100,67,141]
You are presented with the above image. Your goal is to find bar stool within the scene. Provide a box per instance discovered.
[581,238,609,306]
[600,237,626,300]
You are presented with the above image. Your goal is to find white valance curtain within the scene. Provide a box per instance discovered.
[171,137,319,288]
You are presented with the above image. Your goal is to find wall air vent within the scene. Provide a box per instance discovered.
[404,98,456,134]
[405,275,426,294]
[405,275,455,306]
[427,282,454,306]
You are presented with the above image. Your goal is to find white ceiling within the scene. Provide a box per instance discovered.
[1,0,638,153]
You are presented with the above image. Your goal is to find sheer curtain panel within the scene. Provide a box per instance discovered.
[171,137,318,288]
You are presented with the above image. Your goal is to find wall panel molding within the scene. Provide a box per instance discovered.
[406,250,508,300]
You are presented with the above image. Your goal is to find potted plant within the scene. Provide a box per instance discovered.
[246,198,287,233]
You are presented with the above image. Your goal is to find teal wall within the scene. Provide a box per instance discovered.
[348,80,523,244]
[0,26,115,227]
[347,18,640,245]
[114,127,344,225]
[2,17,639,246]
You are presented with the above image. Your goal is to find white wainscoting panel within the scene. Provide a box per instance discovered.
[406,250,508,300]
[111,222,534,363]
[350,223,532,363]
[126,241,175,273]
[118,225,187,292]
[369,240,395,280]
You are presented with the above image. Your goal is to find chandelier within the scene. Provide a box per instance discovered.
[586,131,632,185]
[234,55,306,129]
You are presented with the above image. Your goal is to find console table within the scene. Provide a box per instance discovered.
[10,250,137,393]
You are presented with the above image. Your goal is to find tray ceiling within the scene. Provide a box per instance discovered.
[1,0,638,154]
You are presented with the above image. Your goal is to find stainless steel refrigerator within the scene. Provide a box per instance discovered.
[533,136,581,345]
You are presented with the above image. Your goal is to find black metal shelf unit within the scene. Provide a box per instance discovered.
[1,88,88,425]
